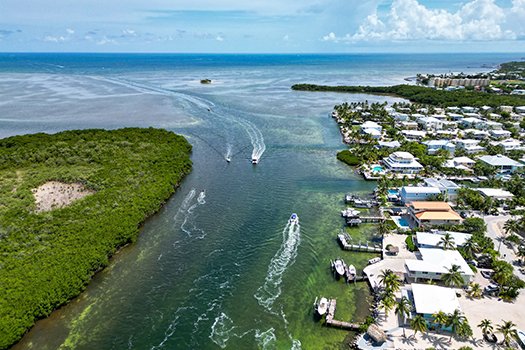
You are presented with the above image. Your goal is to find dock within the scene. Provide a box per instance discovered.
[359,216,385,223]
[325,299,361,330]
[338,233,382,253]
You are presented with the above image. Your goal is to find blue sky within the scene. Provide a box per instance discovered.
[0,0,524,53]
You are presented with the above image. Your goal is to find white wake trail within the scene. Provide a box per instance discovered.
[254,218,301,311]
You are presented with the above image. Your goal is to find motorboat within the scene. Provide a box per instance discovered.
[333,259,345,276]
[252,155,258,164]
[348,264,356,276]
[207,107,211,111]
[368,257,381,265]
[353,199,372,208]
[289,213,298,224]
[517,329,525,347]
[317,297,329,316]
[226,157,231,163]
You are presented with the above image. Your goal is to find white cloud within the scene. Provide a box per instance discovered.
[43,35,58,42]
[345,0,518,42]
[97,36,117,45]
[283,35,289,40]
[122,29,138,36]
[216,35,224,41]
[66,28,74,34]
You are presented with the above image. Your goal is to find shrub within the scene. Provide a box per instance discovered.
[405,235,418,252]
[337,150,360,166]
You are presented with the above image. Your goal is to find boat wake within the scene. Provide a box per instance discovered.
[254,217,301,311]
[175,188,206,238]
[209,313,235,348]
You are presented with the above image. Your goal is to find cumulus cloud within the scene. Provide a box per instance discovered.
[283,35,289,40]
[121,29,138,37]
[97,36,117,45]
[66,28,74,34]
[43,35,59,42]
[331,0,520,42]
[216,35,224,41]
[194,31,215,39]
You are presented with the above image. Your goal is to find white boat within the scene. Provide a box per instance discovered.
[252,155,258,164]
[317,297,329,315]
[517,330,525,347]
[226,157,231,162]
[289,213,298,224]
[334,259,345,276]
[348,264,356,276]
[353,199,372,208]
[368,257,381,265]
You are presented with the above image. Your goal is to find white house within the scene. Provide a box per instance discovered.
[418,117,443,130]
[423,178,461,199]
[462,106,478,113]
[383,152,424,174]
[377,141,401,149]
[501,106,514,113]
[360,121,382,139]
[409,284,462,321]
[444,156,476,172]
[401,130,426,140]
[421,140,455,155]
[455,139,485,154]
[516,106,525,113]
[460,117,484,129]
[490,130,512,139]
[447,113,464,121]
[477,188,514,201]
[478,154,524,174]
[415,231,472,249]
[400,121,418,129]
[399,186,441,204]
[484,120,503,130]
[491,139,522,152]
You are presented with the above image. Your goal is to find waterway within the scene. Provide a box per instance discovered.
[0,53,520,349]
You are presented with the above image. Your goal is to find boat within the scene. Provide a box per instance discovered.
[517,330,525,347]
[289,213,298,224]
[226,157,231,162]
[252,155,258,164]
[348,264,356,276]
[368,257,381,265]
[317,297,329,316]
[333,259,345,276]
[207,107,211,111]
[353,199,372,208]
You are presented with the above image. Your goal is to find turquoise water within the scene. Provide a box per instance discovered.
[395,217,410,228]
[0,53,521,350]
[373,166,383,172]
[388,190,398,194]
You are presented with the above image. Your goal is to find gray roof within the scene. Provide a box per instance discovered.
[479,154,523,167]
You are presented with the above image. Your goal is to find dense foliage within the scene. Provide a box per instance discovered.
[336,150,360,165]
[0,128,192,349]
[291,84,525,107]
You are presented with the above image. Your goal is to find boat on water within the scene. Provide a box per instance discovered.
[353,199,372,208]
[289,213,298,224]
[317,297,329,316]
[368,257,381,265]
[226,157,231,162]
[252,155,258,164]
[348,264,356,276]
[333,259,345,276]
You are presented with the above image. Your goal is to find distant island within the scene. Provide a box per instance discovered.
[200,79,212,84]
[0,128,192,349]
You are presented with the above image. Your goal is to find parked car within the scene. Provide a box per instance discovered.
[467,261,478,267]
[481,270,494,279]
[485,284,499,292]
[460,211,467,219]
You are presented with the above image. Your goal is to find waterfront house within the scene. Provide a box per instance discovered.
[423,178,460,200]
[399,186,441,204]
[377,141,401,149]
[455,139,485,154]
[490,129,512,139]
[477,188,514,202]
[444,156,476,171]
[421,140,455,155]
[383,152,424,174]
[406,201,462,227]
[490,139,522,152]
[415,231,472,249]
[478,154,524,174]
[405,249,473,286]
[462,106,478,113]
[360,121,382,139]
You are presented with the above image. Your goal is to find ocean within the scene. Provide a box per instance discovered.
[0,52,521,350]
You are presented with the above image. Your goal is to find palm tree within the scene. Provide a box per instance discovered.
[410,314,428,339]
[442,264,465,287]
[497,320,518,346]
[467,282,482,299]
[446,309,467,342]
[379,288,396,315]
[478,319,493,337]
[461,237,479,260]
[431,310,448,331]
[395,297,413,337]
[378,220,390,236]
[435,233,456,250]
[378,269,401,292]
[503,219,518,238]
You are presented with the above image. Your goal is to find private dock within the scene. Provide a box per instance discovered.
[325,299,361,330]
[359,216,385,223]
[338,233,382,253]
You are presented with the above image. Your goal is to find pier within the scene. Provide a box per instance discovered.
[338,233,382,253]
[358,216,385,223]
[325,299,361,330]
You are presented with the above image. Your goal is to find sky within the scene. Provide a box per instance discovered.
[0,0,524,53]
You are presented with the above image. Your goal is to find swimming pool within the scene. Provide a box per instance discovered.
[388,189,398,194]
[393,216,410,228]
[373,166,383,172]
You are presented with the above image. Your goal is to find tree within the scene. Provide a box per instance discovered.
[446,309,467,342]
[461,237,479,260]
[410,314,428,339]
[378,220,391,236]
[497,320,518,347]
[462,217,487,234]
[395,297,413,337]
[442,264,465,287]
[467,282,482,299]
[477,319,493,336]
[378,269,401,292]
[436,233,456,250]
[379,288,396,315]
[432,310,448,330]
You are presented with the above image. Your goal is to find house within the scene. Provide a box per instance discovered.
[462,106,478,113]
[399,186,441,204]
[455,139,485,154]
[447,113,464,121]
[406,201,462,227]
[392,112,409,121]
[511,90,525,96]
[405,249,474,286]
[478,154,524,174]
[415,231,472,249]
[484,120,502,130]
[435,130,458,139]
[377,141,401,149]
[460,117,484,129]
[418,117,443,130]
[360,121,382,139]
[481,106,493,112]
[421,140,455,155]
[461,129,489,139]
[383,152,424,174]
[423,178,460,200]
[406,284,462,326]
[490,130,512,139]
[490,139,522,152]
[444,156,476,172]
[401,130,426,140]
[477,188,514,202]
[430,114,448,121]
[516,106,525,113]
[400,121,418,129]
[500,106,514,113]
[510,113,524,122]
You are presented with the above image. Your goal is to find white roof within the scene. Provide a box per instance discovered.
[378,141,401,148]
[462,117,482,123]
[392,151,414,159]
[411,284,462,315]
[416,231,472,248]
[453,156,475,164]
[477,188,514,199]
[405,248,474,276]
[491,130,511,135]
[402,186,441,194]
[361,121,381,128]
[401,130,426,136]
[479,154,523,167]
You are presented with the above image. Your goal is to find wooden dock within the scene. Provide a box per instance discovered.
[359,216,386,223]
[338,234,382,253]
[325,299,361,330]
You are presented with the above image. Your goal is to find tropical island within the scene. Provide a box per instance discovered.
[200,79,212,84]
[0,128,192,349]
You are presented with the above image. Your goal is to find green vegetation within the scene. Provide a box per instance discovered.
[0,128,192,349]
[200,79,211,84]
[405,235,417,252]
[291,84,525,107]
[336,150,360,166]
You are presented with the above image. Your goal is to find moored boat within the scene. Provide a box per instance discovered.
[348,264,356,276]
[289,213,298,224]
[317,297,329,315]
[368,257,381,265]
[333,259,345,276]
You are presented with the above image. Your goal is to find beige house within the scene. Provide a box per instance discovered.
[407,201,462,227]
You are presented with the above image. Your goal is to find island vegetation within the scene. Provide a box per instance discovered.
[200,79,212,84]
[0,127,192,349]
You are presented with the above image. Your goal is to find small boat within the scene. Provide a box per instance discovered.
[207,107,211,111]
[289,213,298,224]
[517,330,525,347]
[368,257,381,265]
[226,157,231,162]
[252,155,258,164]
[348,264,356,276]
[317,297,329,316]
[333,259,345,276]
[353,199,372,208]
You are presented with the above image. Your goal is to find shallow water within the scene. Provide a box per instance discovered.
[0,53,520,349]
